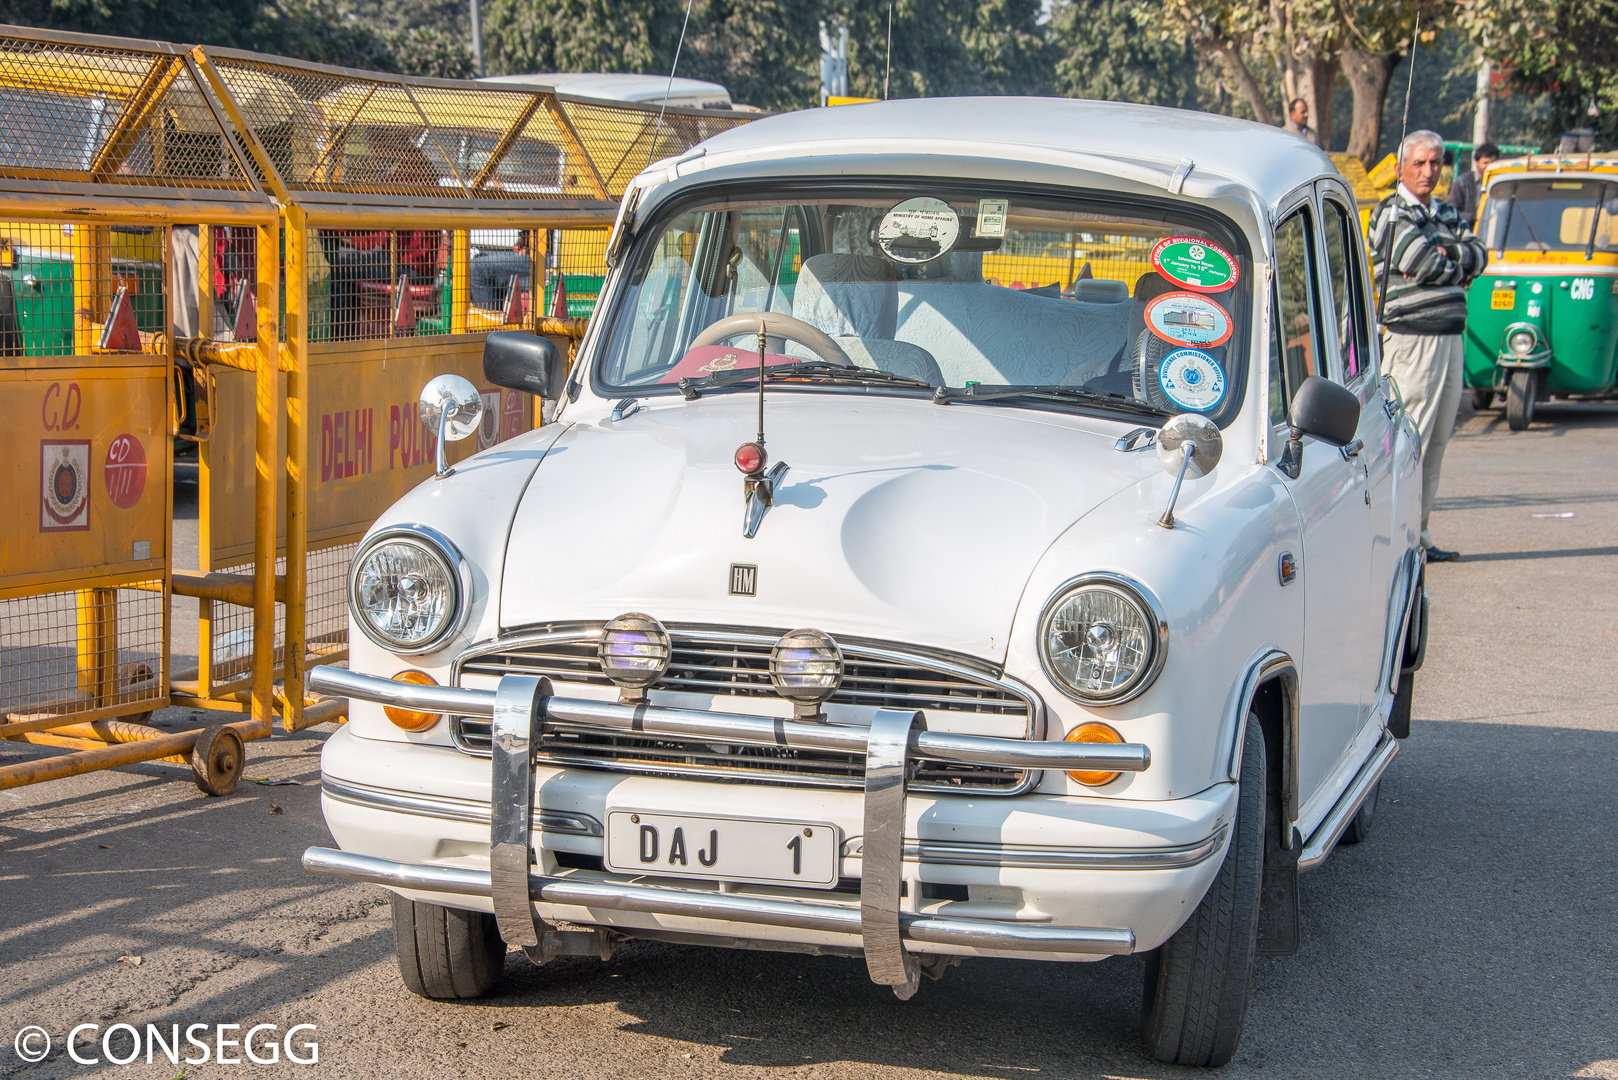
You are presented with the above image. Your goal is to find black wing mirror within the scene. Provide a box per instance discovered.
[483,331,565,399]
[1278,375,1361,478]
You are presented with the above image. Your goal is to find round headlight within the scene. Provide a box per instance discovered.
[1038,576,1166,704]
[598,613,671,697]
[1507,327,1537,356]
[349,528,467,653]
[769,629,843,718]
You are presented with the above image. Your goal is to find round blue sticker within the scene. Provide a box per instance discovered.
[1158,349,1226,411]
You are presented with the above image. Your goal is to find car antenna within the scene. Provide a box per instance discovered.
[647,0,696,172]
[733,316,788,538]
[1377,14,1420,325]
[884,2,893,100]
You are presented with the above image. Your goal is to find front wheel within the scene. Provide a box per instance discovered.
[1470,387,1496,411]
[1506,370,1536,430]
[1141,715,1265,1067]
[393,896,507,999]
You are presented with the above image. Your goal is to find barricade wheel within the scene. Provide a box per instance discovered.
[120,663,157,725]
[191,726,244,796]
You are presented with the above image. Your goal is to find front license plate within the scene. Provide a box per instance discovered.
[1492,288,1516,310]
[604,810,840,888]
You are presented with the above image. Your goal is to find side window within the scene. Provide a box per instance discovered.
[1271,209,1318,424]
[1321,199,1369,382]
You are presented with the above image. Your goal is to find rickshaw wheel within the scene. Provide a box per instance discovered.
[191,726,245,797]
[1470,388,1496,411]
[1507,371,1536,430]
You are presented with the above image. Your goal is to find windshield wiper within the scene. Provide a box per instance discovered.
[932,383,1170,418]
[678,360,933,399]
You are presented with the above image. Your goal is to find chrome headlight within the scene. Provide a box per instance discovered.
[1037,574,1167,704]
[1503,323,1542,358]
[349,525,469,654]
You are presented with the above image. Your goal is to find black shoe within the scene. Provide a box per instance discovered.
[1425,546,1460,563]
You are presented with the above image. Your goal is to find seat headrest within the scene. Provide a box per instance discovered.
[793,253,898,339]
[1072,278,1129,304]
[1133,271,1177,303]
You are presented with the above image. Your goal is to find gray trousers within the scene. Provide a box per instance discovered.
[1384,331,1463,548]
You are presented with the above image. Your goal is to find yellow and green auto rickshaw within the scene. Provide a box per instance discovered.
[1466,154,1618,429]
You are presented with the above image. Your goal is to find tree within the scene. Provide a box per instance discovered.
[1459,0,1618,146]
[1338,1,1453,167]
[1050,0,1202,109]
[1142,1,1276,124]
[678,0,824,110]
[481,0,677,77]
[830,0,1049,100]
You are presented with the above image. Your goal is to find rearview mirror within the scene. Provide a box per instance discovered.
[483,331,565,399]
[1290,375,1360,447]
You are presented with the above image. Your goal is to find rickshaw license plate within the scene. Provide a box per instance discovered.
[605,811,839,888]
[1492,289,1516,309]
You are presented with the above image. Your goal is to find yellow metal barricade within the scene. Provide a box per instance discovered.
[0,28,282,792]
[0,26,759,778]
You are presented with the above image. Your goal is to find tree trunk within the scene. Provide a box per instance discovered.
[1215,42,1274,126]
[1342,46,1399,169]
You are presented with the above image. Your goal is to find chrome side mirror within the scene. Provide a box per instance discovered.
[419,373,483,480]
[1156,413,1223,529]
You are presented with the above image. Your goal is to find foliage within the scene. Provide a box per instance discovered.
[831,0,1050,100]
[678,0,824,111]
[1049,0,1201,110]
[1459,0,1618,145]
[482,0,676,78]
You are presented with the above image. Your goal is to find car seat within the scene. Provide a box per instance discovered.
[790,253,943,385]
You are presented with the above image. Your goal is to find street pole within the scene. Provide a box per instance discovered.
[470,0,484,78]
[1473,54,1491,146]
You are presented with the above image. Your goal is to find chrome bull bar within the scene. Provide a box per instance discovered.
[305,667,1151,998]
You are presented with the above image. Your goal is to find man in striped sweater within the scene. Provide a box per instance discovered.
[1370,129,1489,562]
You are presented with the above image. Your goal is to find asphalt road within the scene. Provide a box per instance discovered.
[3,398,1616,1079]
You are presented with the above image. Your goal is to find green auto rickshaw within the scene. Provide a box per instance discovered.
[1465,155,1618,429]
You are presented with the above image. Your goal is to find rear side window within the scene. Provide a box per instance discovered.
[1321,200,1369,381]
[1270,209,1318,424]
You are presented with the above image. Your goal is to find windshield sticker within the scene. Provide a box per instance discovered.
[974,199,1008,238]
[1145,292,1233,348]
[1158,349,1226,411]
[1151,236,1239,293]
[877,197,961,263]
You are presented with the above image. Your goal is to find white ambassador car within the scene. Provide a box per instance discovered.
[305,99,1428,1067]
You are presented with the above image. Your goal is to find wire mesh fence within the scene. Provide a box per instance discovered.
[205,542,356,692]
[0,582,166,721]
[0,37,255,190]
[0,220,168,356]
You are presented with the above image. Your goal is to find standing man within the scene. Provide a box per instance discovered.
[1447,141,1499,229]
[1371,129,1489,563]
[1283,98,1318,145]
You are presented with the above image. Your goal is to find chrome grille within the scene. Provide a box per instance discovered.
[451,625,1041,795]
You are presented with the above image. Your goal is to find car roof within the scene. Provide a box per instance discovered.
[687,97,1334,203]
[479,72,732,107]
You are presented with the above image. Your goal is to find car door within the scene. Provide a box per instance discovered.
[1269,201,1374,807]
[1316,184,1396,728]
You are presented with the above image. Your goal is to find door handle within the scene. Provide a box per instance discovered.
[1340,438,1364,461]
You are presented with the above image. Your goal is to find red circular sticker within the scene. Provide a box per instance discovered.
[1144,291,1233,348]
[103,434,147,509]
[1150,236,1240,293]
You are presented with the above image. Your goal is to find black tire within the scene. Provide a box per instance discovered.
[1338,779,1380,845]
[1388,672,1413,739]
[1506,370,1536,430]
[393,896,506,999]
[1470,387,1495,411]
[1141,716,1265,1067]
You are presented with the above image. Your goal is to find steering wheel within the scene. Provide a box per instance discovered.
[689,312,854,369]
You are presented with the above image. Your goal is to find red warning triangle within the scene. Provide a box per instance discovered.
[549,275,569,320]
[232,281,257,343]
[98,284,142,351]
[392,274,416,336]
[502,273,526,325]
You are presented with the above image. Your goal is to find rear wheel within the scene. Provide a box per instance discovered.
[1470,387,1495,411]
[1141,716,1265,1067]
[393,896,507,999]
[1507,370,1536,430]
[1338,780,1380,845]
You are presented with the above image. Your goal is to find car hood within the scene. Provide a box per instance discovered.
[500,394,1158,662]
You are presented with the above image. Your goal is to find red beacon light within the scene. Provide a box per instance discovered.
[734,442,767,476]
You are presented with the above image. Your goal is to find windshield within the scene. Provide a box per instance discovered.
[1479,178,1618,253]
[593,185,1253,423]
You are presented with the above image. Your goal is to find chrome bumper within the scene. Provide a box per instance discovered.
[305,667,1152,997]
